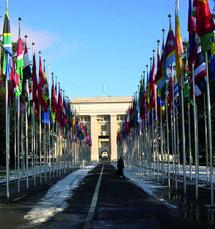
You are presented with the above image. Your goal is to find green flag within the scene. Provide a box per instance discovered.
[15,37,24,97]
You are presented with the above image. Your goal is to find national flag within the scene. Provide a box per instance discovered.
[175,0,184,82]
[42,110,50,125]
[188,0,198,66]
[10,61,17,94]
[15,37,24,97]
[38,55,43,106]
[148,55,156,111]
[62,95,68,128]
[32,53,37,103]
[173,76,180,111]
[38,55,49,111]
[210,33,215,80]
[56,86,63,126]
[163,26,176,79]
[168,74,173,111]
[155,32,165,88]
[23,43,31,81]
[194,0,215,52]
[51,76,57,120]
[2,9,12,80]
[193,46,207,96]
[139,79,146,120]
[21,43,32,103]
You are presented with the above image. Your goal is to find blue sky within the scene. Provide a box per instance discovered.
[1,0,215,98]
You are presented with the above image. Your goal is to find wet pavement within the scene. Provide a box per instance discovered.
[0,163,215,228]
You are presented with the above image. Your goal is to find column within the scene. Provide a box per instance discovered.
[110,115,117,161]
[90,115,99,161]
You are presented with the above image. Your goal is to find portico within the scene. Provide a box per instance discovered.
[72,96,132,161]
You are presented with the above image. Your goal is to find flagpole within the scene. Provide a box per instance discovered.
[165,82,170,188]
[204,94,209,182]
[21,102,24,170]
[32,99,36,187]
[53,74,57,177]
[6,78,10,198]
[14,102,17,180]
[187,102,192,180]
[153,49,159,181]
[160,94,164,183]
[4,0,10,197]
[17,96,20,192]
[205,52,214,206]
[25,79,29,189]
[192,63,199,200]
[172,70,177,190]
[31,42,36,187]
[48,64,51,180]
[180,59,187,195]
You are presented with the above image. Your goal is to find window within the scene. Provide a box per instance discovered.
[101,124,107,132]
[117,115,125,121]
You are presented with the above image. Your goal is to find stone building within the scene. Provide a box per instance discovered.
[72,96,132,161]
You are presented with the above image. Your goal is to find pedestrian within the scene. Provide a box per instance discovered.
[116,156,124,177]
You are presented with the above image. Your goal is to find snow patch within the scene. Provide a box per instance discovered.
[125,166,177,209]
[24,165,96,225]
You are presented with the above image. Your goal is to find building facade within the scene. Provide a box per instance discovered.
[72,96,132,161]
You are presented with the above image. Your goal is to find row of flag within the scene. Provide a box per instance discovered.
[1,5,91,146]
[117,0,215,142]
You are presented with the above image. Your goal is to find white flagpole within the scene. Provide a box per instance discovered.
[203,94,209,182]
[3,1,10,196]
[31,42,36,187]
[21,105,24,172]
[172,74,177,190]
[188,102,192,180]
[43,122,47,182]
[165,84,170,188]
[17,96,20,193]
[205,52,214,206]
[32,101,36,187]
[181,65,186,194]
[39,105,42,184]
[14,104,17,179]
[48,65,51,180]
[25,79,29,190]
[160,99,164,183]
[192,64,199,200]
[6,79,10,198]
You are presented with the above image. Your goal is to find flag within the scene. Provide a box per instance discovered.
[23,43,31,81]
[155,32,165,90]
[210,33,215,80]
[10,61,16,94]
[51,76,57,120]
[38,55,49,111]
[175,0,184,82]
[194,0,215,52]
[188,0,198,66]
[56,86,63,126]
[21,43,32,103]
[38,55,43,106]
[32,53,37,103]
[163,27,176,79]
[193,46,207,96]
[173,76,180,111]
[139,79,146,120]
[2,9,12,80]
[15,37,24,97]
[168,74,173,111]
[148,55,156,111]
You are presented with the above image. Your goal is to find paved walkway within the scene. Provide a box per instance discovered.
[0,163,214,229]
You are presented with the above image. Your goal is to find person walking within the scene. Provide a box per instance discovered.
[117,156,124,178]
